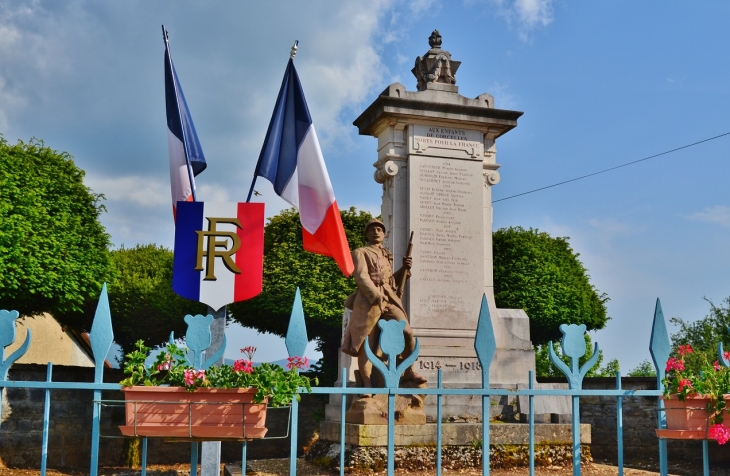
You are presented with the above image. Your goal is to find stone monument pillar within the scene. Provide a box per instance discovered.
[351,31,534,405]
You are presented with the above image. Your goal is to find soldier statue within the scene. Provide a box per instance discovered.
[342,219,427,390]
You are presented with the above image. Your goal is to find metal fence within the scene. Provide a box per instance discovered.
[0,291,721,476]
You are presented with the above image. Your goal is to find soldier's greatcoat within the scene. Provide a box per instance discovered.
[341,244,409,356]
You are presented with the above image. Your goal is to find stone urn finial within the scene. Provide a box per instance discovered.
[412,30,461,92]
[428,29,442,49]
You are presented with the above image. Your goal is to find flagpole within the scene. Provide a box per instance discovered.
[163,25,198,202]
[246,40,299,203]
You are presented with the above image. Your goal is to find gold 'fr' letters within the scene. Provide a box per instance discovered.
[195,217,243,280]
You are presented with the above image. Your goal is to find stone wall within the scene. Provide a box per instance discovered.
[557,377,730,469]
[0,364,325,469]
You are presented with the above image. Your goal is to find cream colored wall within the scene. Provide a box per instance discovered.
[5,313,95,367]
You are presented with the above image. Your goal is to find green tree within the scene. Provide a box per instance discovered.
[669,296,730,368]
[228,207,373,385]
[627,360,657,377]
[103,244,207,352]
[535,334,619,378]
[0,137,110,324]
[493,226,609,346]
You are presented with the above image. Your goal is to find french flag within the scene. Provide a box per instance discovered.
[172,201,264,311]
[250,58,354,276]
[164,26,207,219]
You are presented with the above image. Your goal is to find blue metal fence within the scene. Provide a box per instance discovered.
[0,291,724,476]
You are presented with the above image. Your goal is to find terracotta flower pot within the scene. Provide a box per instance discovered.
[655,394,712,440]
[119,386,268,439]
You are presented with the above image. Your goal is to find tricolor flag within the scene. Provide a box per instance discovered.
[164,27,207,219]
[250,58,354,276]
[172,202,264,311]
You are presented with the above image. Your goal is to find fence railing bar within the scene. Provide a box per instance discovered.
[241,440,247,476]
[141,438,148,476]
[528,371,534,476]
[702,440,709,476]
[340,368,346,476]
[90,388,102,476]
[190,442,198,476]
[436,369,443,476]
[289,396,299,476]
[305,387,665,397]
[616,372,624,476]
[482,390,490,476]
[571,394,581,476]
[41,362,52,476]
[387,392,395,476]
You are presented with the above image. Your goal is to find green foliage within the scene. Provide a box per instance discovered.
[627,360,657,377]
[0,137,110,322]
[663,344,730,431]
[670,296,730,365]
[103,244,207,352]
[228,207,373,384]
[492,226,609,346]
[120,340,316,407]
[535,334,619,378]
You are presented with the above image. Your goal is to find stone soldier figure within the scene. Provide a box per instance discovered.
[342,219,427,390]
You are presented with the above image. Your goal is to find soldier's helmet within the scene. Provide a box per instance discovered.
[364,218,386,235]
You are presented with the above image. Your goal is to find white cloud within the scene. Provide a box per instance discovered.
[483,0,555,41]
[410,0,440,15]
[85,174,169,207]
[686,205,730,228]
[587,217,636,237]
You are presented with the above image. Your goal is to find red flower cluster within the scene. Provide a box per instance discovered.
[286,356,309,370]
[678,344,693,356]
[677,379,692,393]
[665,357,685,372]
[709,423,730,445]
[233,359,254,374]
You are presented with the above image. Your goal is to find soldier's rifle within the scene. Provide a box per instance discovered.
[396,231,414,299]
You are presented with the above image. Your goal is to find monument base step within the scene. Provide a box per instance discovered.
[318,421,590,446]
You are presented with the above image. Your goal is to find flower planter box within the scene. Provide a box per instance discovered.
[119,386,268,440]
[655,395,712,440]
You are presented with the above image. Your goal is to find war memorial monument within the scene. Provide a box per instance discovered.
[317,32,577,445]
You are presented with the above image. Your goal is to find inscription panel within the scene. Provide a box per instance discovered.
[409,124,484,159]
[408,155,484,330]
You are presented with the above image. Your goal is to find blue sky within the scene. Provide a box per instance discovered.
[2,1,729,371]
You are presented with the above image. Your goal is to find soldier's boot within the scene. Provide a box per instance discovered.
[401,365,427,386]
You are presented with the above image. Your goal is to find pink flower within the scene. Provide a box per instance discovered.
[714,361,722,371]
[677,379,692,393]
[240,346,257,361]
[157,354,173,371]
[184,369,196,386]
[724,350,730,362]
[286,356,309,370]
[678,344,693,356]
[233,359,254,374]
[709,423,730,445]
[665,357,685,372]
[183,369,207,386]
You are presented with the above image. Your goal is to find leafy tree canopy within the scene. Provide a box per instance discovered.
[627,359,657,377]
[102,244,207,352]
[0,137,110,321]
[670,296,730,368]
[493,226,609,345]
[535,334,619,378]
[228,207,373,383]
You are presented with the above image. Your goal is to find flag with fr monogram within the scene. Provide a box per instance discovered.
[172,201,264,310]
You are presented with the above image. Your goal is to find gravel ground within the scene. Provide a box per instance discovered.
[0,460,683,476]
